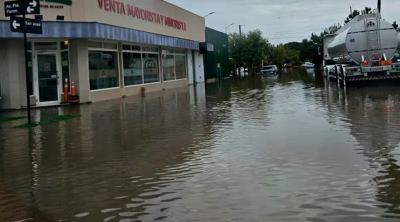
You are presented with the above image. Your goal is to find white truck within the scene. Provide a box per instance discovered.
[323,9,400,86]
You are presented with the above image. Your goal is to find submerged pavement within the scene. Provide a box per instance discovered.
[2,69,400,222]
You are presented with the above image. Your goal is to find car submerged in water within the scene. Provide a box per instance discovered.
[302,62,315,68]
[261,65,278,76]
[283,63,293,68]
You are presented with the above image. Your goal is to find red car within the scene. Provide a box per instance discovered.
[283,63,293,68]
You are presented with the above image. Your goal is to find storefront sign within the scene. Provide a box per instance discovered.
[44,0,72,5]
[97,0,187,31]
[39,0,72,9]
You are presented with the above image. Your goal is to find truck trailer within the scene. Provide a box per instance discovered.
[323,9,400,86]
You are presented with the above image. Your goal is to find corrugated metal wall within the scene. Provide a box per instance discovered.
[204,27,229,80]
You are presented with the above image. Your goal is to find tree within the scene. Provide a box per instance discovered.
[345,7,372,24]
[393,21,399,31]
[229,29,271,76]
[322,23,342,35]
[271,44,287,68]
[345,10,360,24]
[243,30,271,75]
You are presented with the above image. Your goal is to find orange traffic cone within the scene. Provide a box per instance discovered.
[68,81,80,104]
[71,81,76,96]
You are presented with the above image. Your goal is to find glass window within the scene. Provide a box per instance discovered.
[123,45,141,51]
[162,49,173,54]
[143,53,159,83]
[60,41,69,50]
[174,49,185,54]
[142,46,159,52]
[163,54,175,81]
[175,55,187,79]
[88,41,102,48]
[34,42,57,50]
[131,45,141,51]
[103,42,117,49]
[122,45,131,51]
[88,51,119,90]
[27,42,32,51]
[61,52,70,92]
[123,52,143,86]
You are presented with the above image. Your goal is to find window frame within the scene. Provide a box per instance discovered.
[162,47,187,82]
[27,40,71,95]
[88,41,120,91]
[122,43,161,87]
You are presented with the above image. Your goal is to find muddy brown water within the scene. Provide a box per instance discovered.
[1,69,400,222]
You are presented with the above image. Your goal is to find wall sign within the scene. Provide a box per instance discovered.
[39,0,73,9]
[97,0,187,31]
[144,59,156,68]
[45,0,72,5]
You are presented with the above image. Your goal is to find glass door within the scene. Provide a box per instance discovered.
[36,53,60,103]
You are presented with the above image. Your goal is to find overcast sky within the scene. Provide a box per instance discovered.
[165,0,400,45]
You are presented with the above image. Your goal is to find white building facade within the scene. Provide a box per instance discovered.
[0,0,205,110]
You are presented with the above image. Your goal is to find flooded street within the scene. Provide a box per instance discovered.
[2,69,400,222]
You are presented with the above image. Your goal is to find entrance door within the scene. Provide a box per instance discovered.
[34,53,61,104]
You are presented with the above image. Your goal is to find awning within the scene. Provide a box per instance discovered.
[0,20,199,50]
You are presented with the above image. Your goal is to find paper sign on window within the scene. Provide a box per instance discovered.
[44,63,51,71]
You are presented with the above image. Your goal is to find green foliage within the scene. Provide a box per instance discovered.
[229,29,303,72]
[393,21,399,30]
[229,29,271,75]
[322,23,342,35]
[284,23,341,69]
[271,44,300,67]
[345,7,372,24]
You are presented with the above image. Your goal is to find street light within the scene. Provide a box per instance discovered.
[225,23,235,33]
[203,12,215,18]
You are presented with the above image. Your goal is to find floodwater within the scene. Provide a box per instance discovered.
[2,69,400,222]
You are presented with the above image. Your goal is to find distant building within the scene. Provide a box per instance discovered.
[203,28,230,83]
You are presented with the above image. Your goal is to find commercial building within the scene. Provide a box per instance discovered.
[203,27,230,82]
[0,0,205,110]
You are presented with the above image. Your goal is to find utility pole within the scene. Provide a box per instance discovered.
[239,25,242,78]
[4,0,42,124]
[350,6,353,14]
[378,0,381,13]
[22,1,31,124]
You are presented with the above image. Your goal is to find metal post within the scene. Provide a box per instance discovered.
[23,6,31,123]
[239,25,242,78]
[378,0,381,13]
[192,50,197,86]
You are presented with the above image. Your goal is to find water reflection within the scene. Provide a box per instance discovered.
[2,69,400,221]
[323,87,400,219]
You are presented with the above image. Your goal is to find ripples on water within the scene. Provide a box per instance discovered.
[2,69,400,221]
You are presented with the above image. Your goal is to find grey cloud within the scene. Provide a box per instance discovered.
[166,0,400,44]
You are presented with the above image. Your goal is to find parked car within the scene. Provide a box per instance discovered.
[302,62,315,68]
[261,65,278,76]
[236,67,248,76]
[283,63,293,68]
